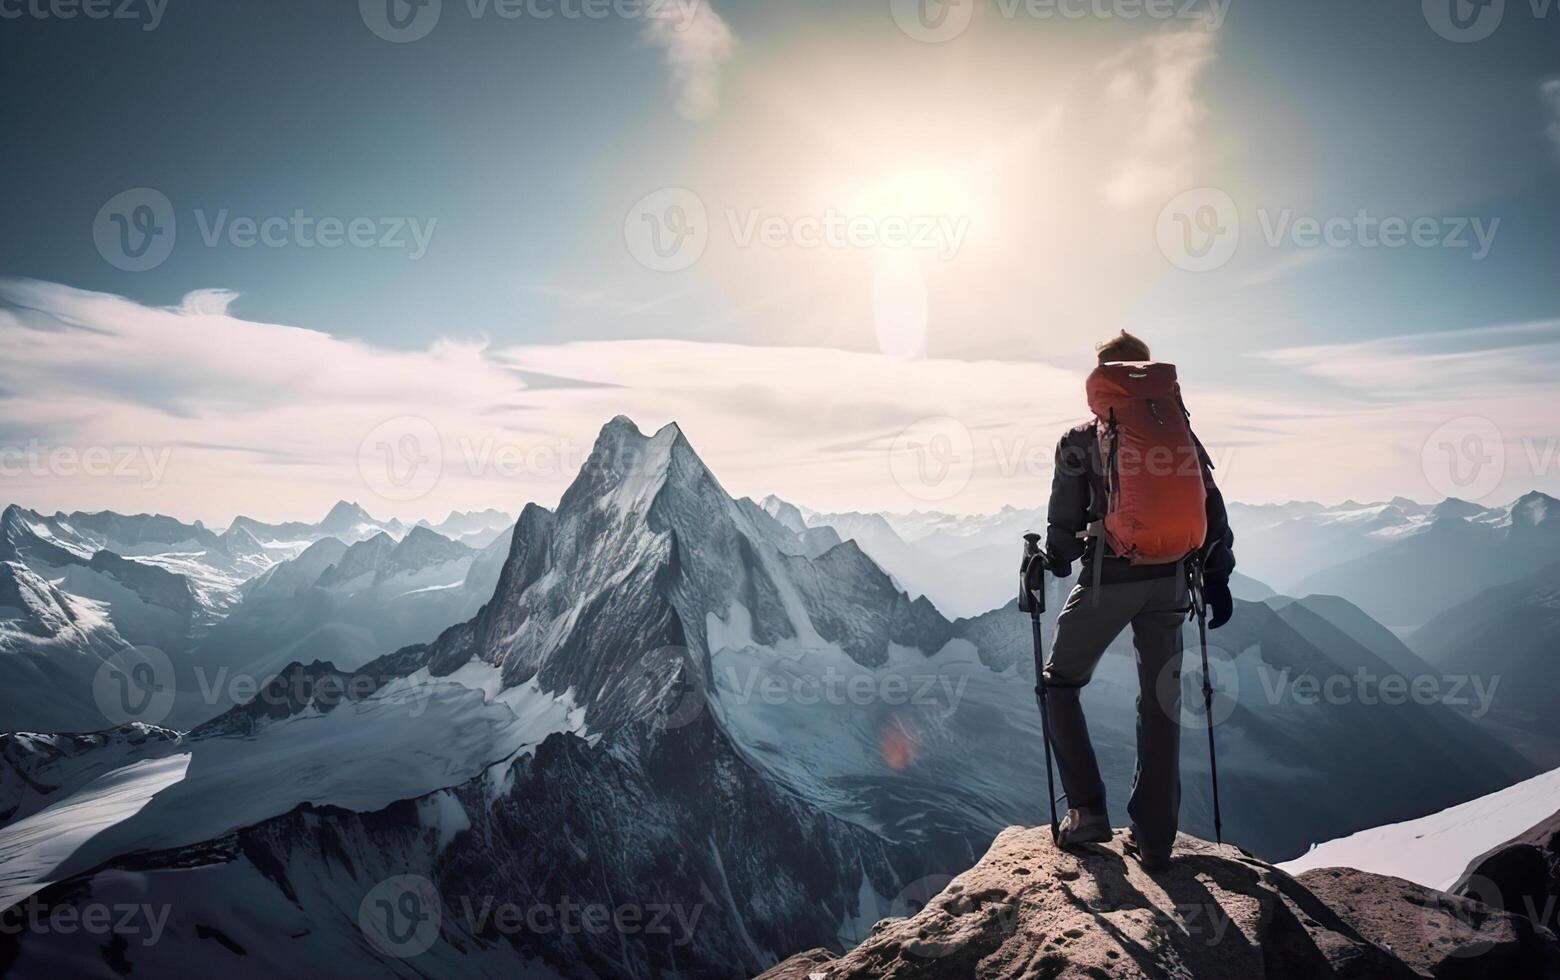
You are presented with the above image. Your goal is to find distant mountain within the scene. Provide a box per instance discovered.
[1413,558,1560,767]
[222,499,408,563]
[762,496,1044,618]
[1290,492,1560,628]
[418,508,514,547]
[1266,593,1438,679]
[0,506,214,732]
[176,526,505,728]
[1230,570,1277,601]
[0,495,514,733]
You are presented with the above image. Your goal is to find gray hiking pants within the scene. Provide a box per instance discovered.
[1042,571,1188,860]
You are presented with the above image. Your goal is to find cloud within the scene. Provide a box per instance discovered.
[0,278,1329,521]
[180,288,239,316]
[1253,320,1560,398]
[4,280,1556,522]
[643,0,736,121]
[1096,29,1218,209]
[1241,248,1337,287]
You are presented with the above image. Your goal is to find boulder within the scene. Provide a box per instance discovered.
[1299,865,1560,979]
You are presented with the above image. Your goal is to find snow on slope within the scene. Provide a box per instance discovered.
[1280,764,1560,890]
[0,660,587,910]
[0,752,191,908]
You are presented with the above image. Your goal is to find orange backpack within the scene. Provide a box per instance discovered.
[1085,362,1208,565]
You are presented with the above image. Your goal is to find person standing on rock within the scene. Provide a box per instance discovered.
[1040,330,1236,871]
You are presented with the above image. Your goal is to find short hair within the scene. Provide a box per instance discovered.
[1096,330,1151,363]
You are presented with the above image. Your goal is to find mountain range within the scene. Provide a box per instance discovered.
[0,501,512,732]
[760,492,1560,631]
[1,417,1552,977]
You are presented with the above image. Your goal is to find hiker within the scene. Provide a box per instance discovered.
[1040,330,1235,871]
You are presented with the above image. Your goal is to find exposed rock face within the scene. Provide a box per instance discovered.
[1299,866,1560,979]
[1451,807,1560,943]
[762,826,1462,980]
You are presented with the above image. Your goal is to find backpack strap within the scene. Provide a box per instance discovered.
[1078,520,1107,605]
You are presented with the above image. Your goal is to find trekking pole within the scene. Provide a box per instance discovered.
[1021,533,1062,844]
[1190,556,1224,845]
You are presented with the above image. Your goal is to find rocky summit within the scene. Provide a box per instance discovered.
[759,825,1560,979]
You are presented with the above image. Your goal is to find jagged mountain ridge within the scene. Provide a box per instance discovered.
[0,419,953,976]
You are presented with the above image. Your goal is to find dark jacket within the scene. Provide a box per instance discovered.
[1045,421,1236,586]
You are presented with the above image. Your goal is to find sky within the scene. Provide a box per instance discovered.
[2,0,1559,524]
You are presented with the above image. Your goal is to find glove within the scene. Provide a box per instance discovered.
[1204,574,1233,629]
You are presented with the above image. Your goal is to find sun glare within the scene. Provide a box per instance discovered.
[849,169,980,230]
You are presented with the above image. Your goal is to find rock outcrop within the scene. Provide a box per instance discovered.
[1300,866,1560,979]
[761,825,1560,979]
[1451,806,1560,943]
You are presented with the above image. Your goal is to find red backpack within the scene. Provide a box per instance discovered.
[1085,362,1208,565]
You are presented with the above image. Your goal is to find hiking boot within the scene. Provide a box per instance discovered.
[1122,827,1171,873]
[1056,808,1113,849]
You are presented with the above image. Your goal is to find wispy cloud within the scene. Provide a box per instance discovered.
[1241,248,1338,286]
[5,280,1556,520]
[0,278,1326,520]
[1253,320,1560,398]
[644,0,736,121]
[1097,29,1218,209]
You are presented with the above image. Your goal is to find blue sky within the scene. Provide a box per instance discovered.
[2,0,1559,521]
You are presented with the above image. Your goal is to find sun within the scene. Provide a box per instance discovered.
[849,169,979,227]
